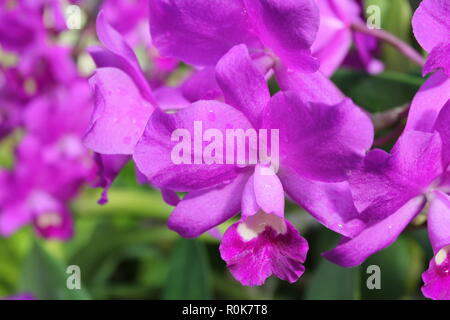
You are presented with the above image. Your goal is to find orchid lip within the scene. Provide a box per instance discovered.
[237,210,287,242]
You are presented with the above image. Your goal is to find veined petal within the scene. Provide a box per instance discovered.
[274,65,345,105]
[220,215,308,286]
[149,0,260,66]
[182,67,223,102]
[405,71,450,133]
[241,165,284,218]
[428,191,450,253]
[84,67,154,155]
[93,154,130,205]
[95,11,155,103]
[261,91,373,182]
[279,166,365,238]
[412,0,450,53]
[167,172,250,238]
[133,100,253,191]
[216,45,270,127]
[350,131,443,220]
[244,0,320,72]
[323,196,426,267]
[423,41,450,77]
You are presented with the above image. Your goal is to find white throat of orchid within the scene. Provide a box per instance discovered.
[237,210,287,241]
[435,245,450,266]
[36,212,63,229]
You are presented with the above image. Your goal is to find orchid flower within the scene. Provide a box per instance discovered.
[132,44,373,285]
[324,69,450,299]
[0,81,96,240]
[312,0,383,76]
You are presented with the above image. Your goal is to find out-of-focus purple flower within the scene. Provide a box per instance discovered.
[148,0,320,73]
[0,43,80,141]
[0,0,71,52]
[0,82,96,240]
[132,44,373,285]
[0,1,45,52]
[312,0,383,76]
[412,0,450,76]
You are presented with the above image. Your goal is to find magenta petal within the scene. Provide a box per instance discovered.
[253,165,285,217]
[244,0,320,72]
[216,45,270,126]
[133,100,253,191]
[428,191,450,253]
[412,0,450,53]
[434,100,450,164]
[182,67,223,102]
[262,91,373,182]
[323,196,426,267]
[148,0,260,66]
[167,172,250,238]
[220,217,308,286]
[350,131,443,220]
[423,41,450,77]
[274,65,345,105]
[161,189,180,206]
[0,203,32,237]
[84,68,154,155]
[422,245,450,300]
[314,29,352,76]
[405,71,450,133]
[153,86,190,112]
[241,165,285,219]
[279,166,365,238]
[94,154,130,205]
[241,174,260,218]
[95,11,155,103]
[34,206,74,241]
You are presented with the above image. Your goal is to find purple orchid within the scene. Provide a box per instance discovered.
[312,0,383,76]
[132,44,373,285]
[412,0,450,77]
[0,0,72,52]
[323,69,450,298]
[0,43,80,141]
[0,81,96,240]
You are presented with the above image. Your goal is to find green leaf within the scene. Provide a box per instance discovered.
[163,238,212,300]
[306,259,360,300]
[305,229,360,300]
[19,240,90,300]
[361,235,424,299]
[332,69,425,113]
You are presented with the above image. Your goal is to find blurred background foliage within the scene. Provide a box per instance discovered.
[0,0,435,300]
